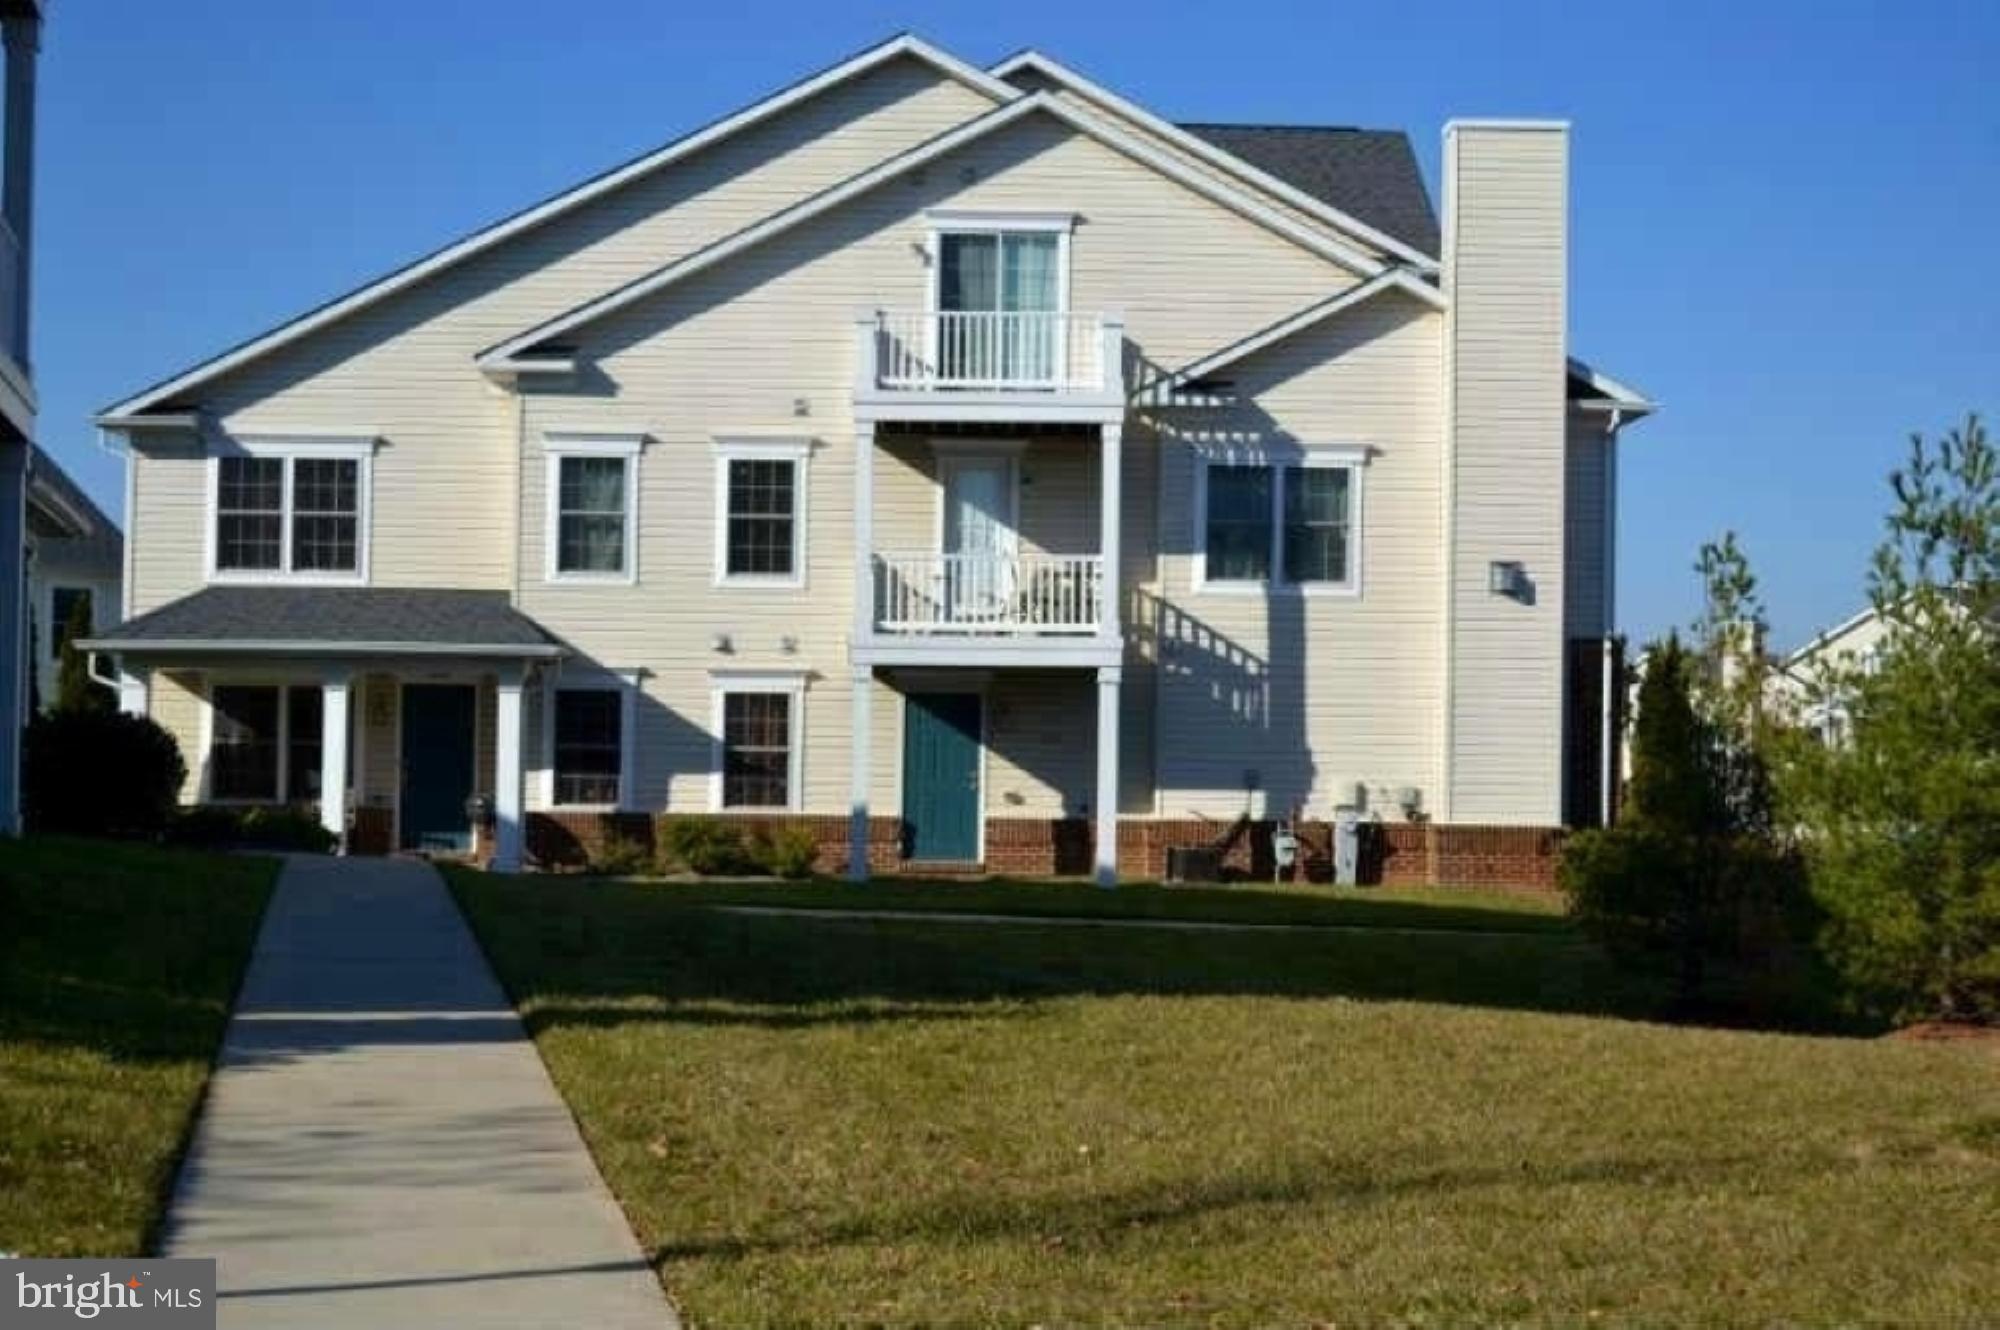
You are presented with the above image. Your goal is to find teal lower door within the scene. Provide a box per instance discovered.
[399,684,477,852]
[902,692,982,861]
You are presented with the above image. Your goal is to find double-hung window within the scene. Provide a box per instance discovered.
[551,688,626,807]
[712,675,805,811]
[714,439,809,587]
[545,434,644,583]
[49,586,92,658]
[211,441,371,581]
[1196,447,1365,594]
[208,683,326,803]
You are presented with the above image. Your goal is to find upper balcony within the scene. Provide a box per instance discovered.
[852,308,1127,425]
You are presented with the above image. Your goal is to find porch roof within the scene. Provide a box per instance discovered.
[78,587,567,660]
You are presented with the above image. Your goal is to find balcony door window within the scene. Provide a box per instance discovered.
[940,453,1018,621]
[935,226,1065,385]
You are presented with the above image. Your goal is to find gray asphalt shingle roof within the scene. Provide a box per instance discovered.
[1180,124,1439,259]
[88,587,563,654]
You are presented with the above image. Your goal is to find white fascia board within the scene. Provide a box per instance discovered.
[990,50,1440,273]
[1162,269,1442,387]
[480,92,1389,366]
[99,33,1019,420]
[94,411,200,432]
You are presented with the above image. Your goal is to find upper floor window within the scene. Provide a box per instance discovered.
[713,438,810,588]
[209,440,373,582]
[544,434,644,584]
[1195,446,1366,595]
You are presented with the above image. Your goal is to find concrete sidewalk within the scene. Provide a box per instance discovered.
[162,855,676,1329]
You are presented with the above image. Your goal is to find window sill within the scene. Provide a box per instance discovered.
[1192,580,1361,599]
[207,571,368,587]
[713,573,807,591]
[546,572,638,587]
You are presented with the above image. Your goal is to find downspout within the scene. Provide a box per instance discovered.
[1598,407,1624,826]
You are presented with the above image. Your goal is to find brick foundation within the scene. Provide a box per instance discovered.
[516,810,1561,890]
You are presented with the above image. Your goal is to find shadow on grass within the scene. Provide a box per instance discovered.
[447,870,1860,1035]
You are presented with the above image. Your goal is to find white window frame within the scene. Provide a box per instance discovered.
[544,432,645,585]
[543,668,639,813]
[712,437,812,589]
[708,669,808,813]
[199,679,327,805]
[204,436,375,586]
[1192,443,1367,598]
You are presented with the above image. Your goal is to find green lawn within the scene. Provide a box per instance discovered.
[583,872,1571,933]
[0,838,277,1256]
[451,870,2000,1326]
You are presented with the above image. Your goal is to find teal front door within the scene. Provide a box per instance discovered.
[902,692,982,861]
[400,684,477,852]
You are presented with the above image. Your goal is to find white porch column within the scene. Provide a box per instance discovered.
[493,666,525,873]
[319,673,351,851]
[852,418,876,646]
[1095,664,1122,888]
[0,442,24,836]
[117,666,150,718]
[1098,419,1123,641]
[848,666,872,883]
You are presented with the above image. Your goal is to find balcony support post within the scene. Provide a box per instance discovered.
[848,666,872,883]
[1094,664,1122,887]
[853,418,875,646]
[1097,419,1123,641]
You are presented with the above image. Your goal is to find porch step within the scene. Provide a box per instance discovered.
[899,860,987,878]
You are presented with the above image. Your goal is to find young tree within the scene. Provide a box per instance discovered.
[54,594,111,714]
[1781,415,2000,1024]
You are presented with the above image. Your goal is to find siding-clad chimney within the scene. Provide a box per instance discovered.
[1440,120,1569,826]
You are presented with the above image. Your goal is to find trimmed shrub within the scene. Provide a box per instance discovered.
[24,710,186,838]
[164,805,335,854]
[753,825,819,880]
[590,834,653,877]
[660,818,751,875]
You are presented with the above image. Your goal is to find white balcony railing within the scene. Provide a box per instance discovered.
[874,551,1103,635]
[870,311,1107,393]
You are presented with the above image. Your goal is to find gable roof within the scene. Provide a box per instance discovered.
[478,91,1389,368]
[1179,124,1439,259]
[1139,269,1444,402]
[98,34,1018,422]
[989,50,1439,272]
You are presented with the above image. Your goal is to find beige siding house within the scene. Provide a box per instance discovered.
[88,34,1651,885]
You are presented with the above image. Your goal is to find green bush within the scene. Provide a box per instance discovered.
[166,806,335,854]
[23,710,187,838]
[590,834,653,877]
[753,825,819,879]
[660,818,751,875]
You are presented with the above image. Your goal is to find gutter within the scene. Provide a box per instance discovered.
[73,637,569,660]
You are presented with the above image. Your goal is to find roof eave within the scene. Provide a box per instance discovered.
[77,637,569,660]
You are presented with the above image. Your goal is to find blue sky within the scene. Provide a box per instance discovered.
[36,0,1998,648]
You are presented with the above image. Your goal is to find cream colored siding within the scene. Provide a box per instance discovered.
[1442,124,1568,825]
[155,669,206,804]
[126,436,207,616]
[984,670,1095,814]
[126,56,994,613]
[1565,412,1610,639]
[1149,293,1445,817]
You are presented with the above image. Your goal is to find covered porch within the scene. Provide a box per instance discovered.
[80,587,565,870]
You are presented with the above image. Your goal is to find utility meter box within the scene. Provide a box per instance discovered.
[1332,808,1362,886]
[1271,826,1298,873]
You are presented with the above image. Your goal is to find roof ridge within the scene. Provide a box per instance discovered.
[1178,120,1380,134]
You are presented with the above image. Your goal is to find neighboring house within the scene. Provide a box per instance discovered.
[0,0,41,834]
[1770,606,1892,745]
[25,444,123,708]
[85,35,1653,886]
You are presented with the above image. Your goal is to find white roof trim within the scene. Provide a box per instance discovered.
[100,34,1019,420]
[990,49,1440,272]
[1567,355,1656,415]
[1782,606,1881,670]
[1150,269,1442,394]
[479,91,1387,366]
